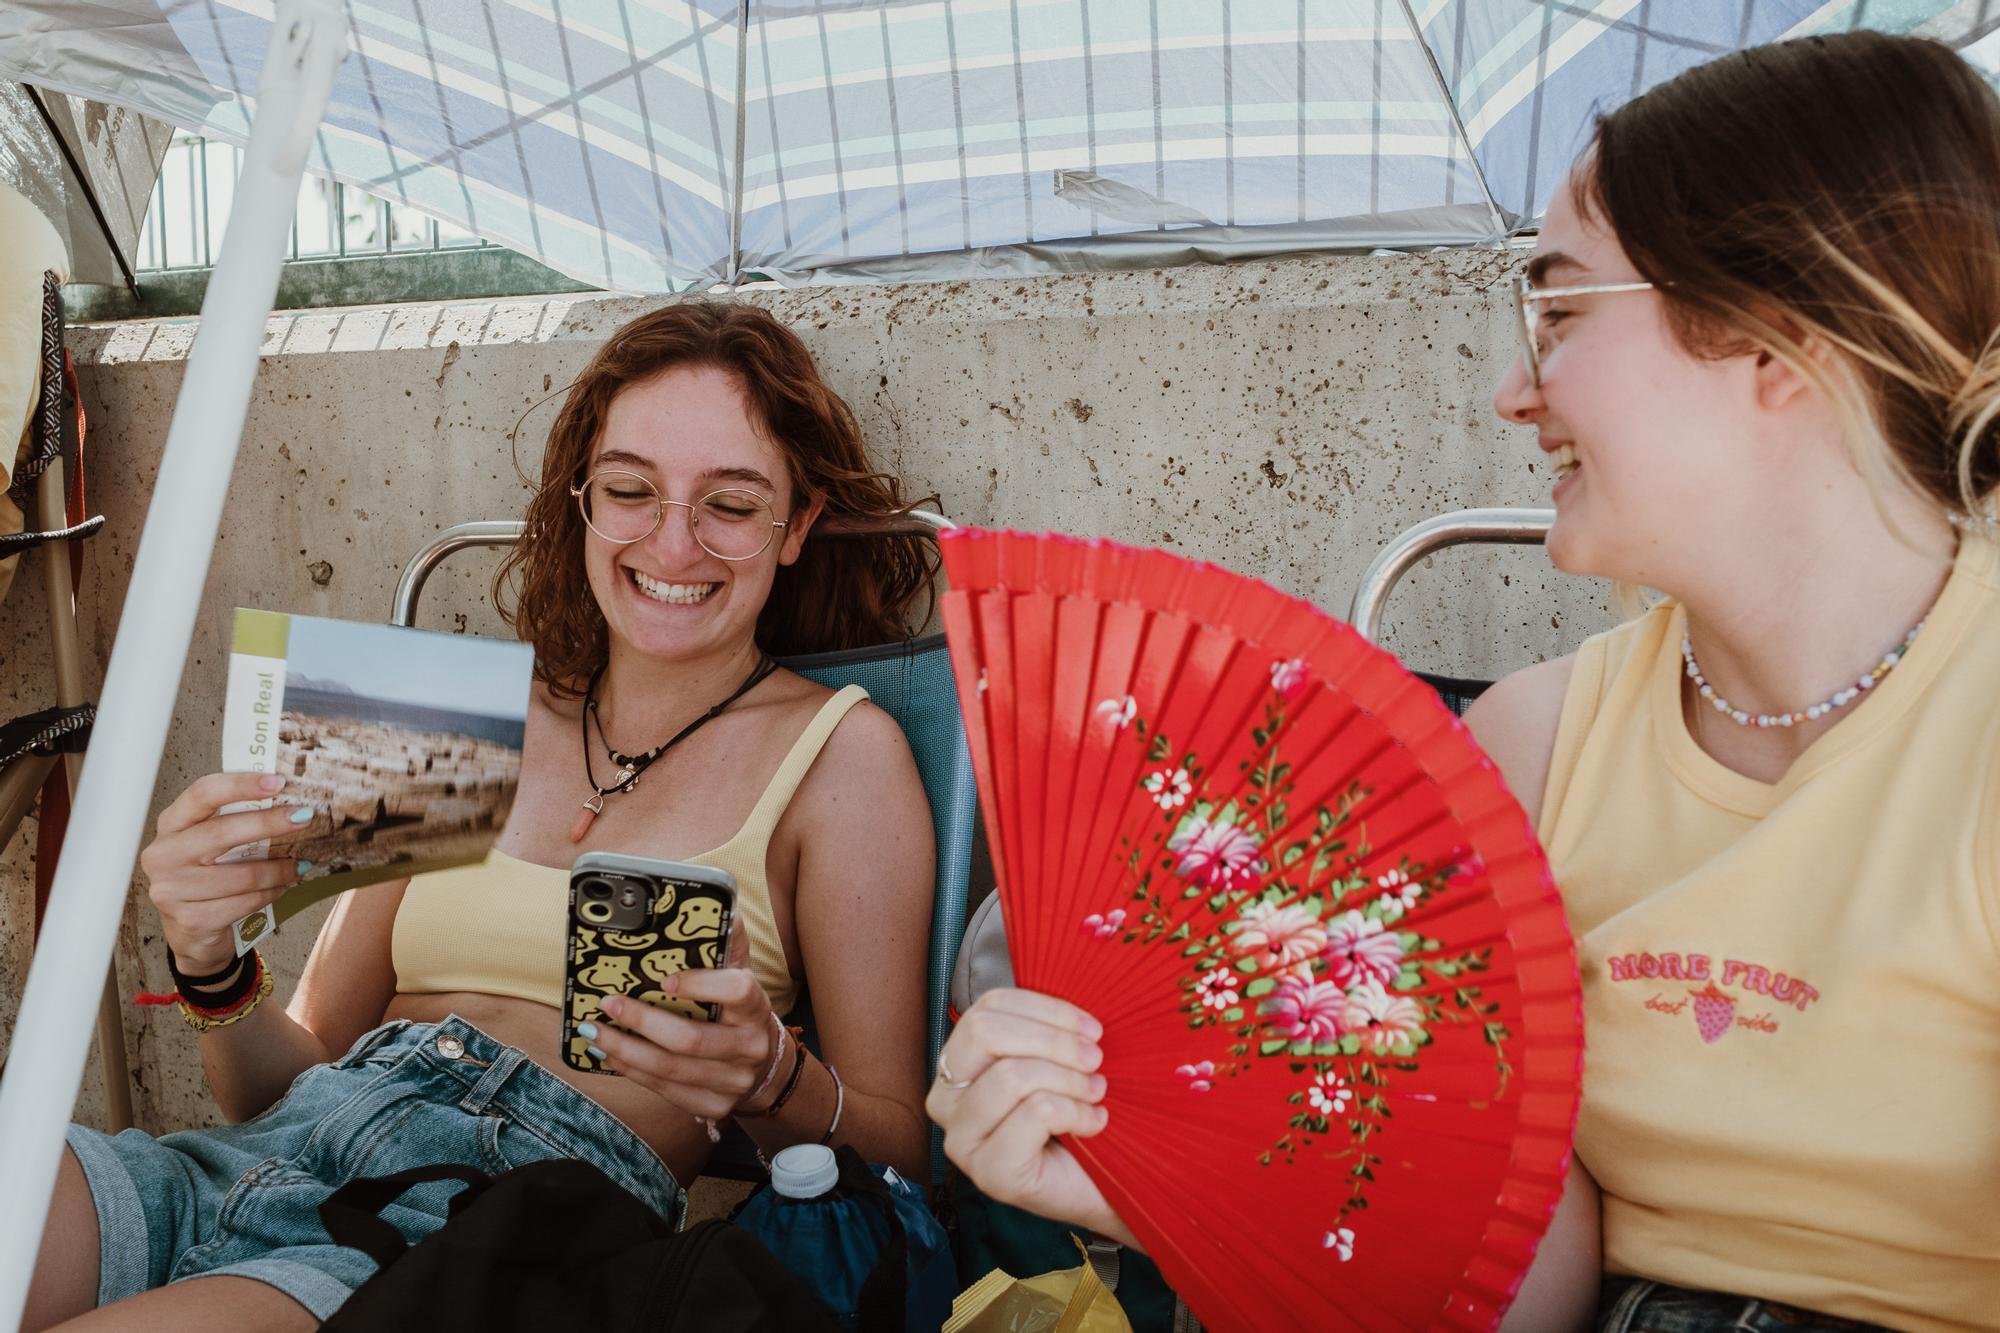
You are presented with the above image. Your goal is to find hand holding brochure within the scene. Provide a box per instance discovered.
[218,609,534,953]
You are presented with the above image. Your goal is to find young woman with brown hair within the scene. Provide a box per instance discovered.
[27,301,939,1329]
[928,32,2000,1332]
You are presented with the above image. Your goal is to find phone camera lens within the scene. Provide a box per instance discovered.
[579,901,611,924]
[581,878,613,899]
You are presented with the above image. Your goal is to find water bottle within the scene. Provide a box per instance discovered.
[734,1144,956,1332]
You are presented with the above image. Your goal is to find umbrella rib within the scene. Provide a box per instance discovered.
[729,0,749,286]
[1391,0,1511,244]
[23,85,140,298]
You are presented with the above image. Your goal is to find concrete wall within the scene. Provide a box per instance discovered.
[2,249,1613,1136]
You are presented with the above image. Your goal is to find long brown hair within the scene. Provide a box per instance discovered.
[496,300,937,695]
[1581,31,2000,520]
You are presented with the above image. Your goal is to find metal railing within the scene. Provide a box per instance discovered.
[136,132,493,273]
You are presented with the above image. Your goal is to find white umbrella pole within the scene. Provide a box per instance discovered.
[0,3,346,1324]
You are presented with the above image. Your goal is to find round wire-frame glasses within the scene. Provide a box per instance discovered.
[569,470,789,561]
[1513,271,1657,387]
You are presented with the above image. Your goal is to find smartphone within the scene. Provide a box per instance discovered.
[561,852,737,1076]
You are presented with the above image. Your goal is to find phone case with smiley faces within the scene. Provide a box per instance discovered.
[562,852,737,1075]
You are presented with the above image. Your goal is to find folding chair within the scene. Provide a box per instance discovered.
[392,512,975,1183]
[0,272,130,1129]
[1347,507,1555,715]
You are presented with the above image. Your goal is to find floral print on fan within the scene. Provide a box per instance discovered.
[1080,909,1126,940]
[1177,1060,1216,1092]
[1093,657,1512,1250]
[1143,767,1193,810]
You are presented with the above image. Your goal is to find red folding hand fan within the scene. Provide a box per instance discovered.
[938,529,1582,1333]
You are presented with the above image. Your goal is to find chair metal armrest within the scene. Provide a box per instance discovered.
[390,510,953,629]
[1347,507,1553,645]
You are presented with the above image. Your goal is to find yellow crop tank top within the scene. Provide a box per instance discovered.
[392,684,869,1017]
[1539,530,2000,1331]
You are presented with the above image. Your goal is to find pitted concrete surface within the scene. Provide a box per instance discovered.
[6,251,1613,1135]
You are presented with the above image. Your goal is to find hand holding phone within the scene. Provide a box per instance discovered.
[562,852,737,1075]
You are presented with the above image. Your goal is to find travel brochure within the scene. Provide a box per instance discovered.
[218,608,535,954]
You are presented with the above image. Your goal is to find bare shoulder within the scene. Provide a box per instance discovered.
[812,695,921,787]
[789,695,929,837]
[1460,655,1577,829]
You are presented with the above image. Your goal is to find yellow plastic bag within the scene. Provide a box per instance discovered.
[943,1236,1134,1333]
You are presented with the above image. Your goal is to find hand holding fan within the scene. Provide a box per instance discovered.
[938,529,1582,1333]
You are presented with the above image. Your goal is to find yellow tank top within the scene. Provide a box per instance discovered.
[392,684,869,1017]
[1539,530,2000,1331]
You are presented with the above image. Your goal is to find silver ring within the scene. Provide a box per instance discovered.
[935,1051,974,1091]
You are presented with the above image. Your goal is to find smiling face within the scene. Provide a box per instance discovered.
[1492,169,1773,587]
[583,363,818,665]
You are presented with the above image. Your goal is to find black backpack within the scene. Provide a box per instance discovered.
[317,1159,842,1332]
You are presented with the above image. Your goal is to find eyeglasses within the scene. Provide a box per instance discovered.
[1513,272,1657,387]
[569,470,788,561]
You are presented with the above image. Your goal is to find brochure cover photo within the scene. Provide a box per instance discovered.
[218,608,535,952]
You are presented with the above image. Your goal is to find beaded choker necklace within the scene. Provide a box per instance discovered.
[1681,618,1925,730]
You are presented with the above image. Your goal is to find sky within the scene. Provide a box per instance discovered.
[280,614,534,719]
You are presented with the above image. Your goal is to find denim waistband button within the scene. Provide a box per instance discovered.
[434,1033,466,1060]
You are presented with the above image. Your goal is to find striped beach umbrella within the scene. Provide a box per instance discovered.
[3,2,1991,291]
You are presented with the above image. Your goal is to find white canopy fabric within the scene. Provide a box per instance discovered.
[0,82,173,290]
[3,1,1993,292]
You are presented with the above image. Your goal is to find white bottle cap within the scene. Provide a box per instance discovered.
[769,1143,839,1199]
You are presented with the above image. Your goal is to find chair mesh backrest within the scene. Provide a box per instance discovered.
[1416,671,1492,717]
[779,632,975,1179]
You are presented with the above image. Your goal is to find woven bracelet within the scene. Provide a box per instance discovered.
[756,1029,810,1119]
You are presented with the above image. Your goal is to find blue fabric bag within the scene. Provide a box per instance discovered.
[733,1145,956,1332]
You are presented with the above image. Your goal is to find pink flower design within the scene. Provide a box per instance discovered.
[1080,909,1126,940]
[1232,901,1328,970]
[1093,695,1137,730]
[1374,868,1422,922]
[1269,657,1310,700]
[1341,981,1425,1054]
[1168,815,1265,891]
[1323,1226,1356,1262]
[1195,968,1240,1013]
[1322,910,1405,990]
[1175,1060,1215,1093]
[1265,977,1346,1044]
[1143,767,1192,810]
[1306,1071,1351,1117]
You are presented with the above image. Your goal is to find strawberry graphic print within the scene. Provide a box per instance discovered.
[1602,948,1819,1043]
[1688,983,1736,1044]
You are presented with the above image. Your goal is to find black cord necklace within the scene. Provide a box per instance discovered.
[569,653,778,843]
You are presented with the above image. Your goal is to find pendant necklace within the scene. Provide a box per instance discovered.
[568,653,778,843]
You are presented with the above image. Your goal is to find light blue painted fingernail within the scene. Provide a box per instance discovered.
[576,1022,598,1040]
[288,805,315,825]
[296,860,314,876]
[587,1045,608,1061]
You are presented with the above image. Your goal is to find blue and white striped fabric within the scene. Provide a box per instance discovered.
[0,1,1992,291]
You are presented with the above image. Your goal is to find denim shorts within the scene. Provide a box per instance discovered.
[65,1015,685,1321]
[1599,1277,1894,1333]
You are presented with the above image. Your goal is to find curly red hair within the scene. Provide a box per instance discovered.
[496,300,936,695]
